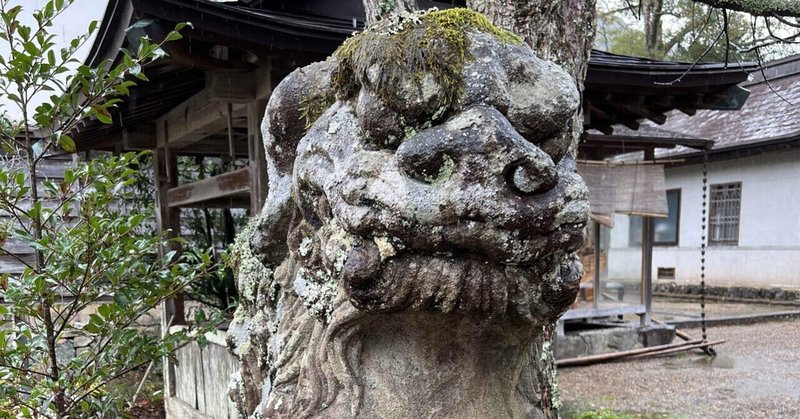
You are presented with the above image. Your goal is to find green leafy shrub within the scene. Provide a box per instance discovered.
[0,1,214,417]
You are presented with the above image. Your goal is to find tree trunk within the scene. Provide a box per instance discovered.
[465,1,597,416]
[465,0,596,82]
[362,0,419,26]
[643,0,664,56]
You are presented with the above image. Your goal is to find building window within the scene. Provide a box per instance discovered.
[655,189,680,245]
[628,189,681,246]
[709,182,741,246]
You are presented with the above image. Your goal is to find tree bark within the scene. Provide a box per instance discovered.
[643,0,664,56]
[464,1,596,416]
[691,0,800,17]
[465,0,596,82]
[362,0,419,26]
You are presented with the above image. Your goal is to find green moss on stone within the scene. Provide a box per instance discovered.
[298,92,335,130]
[332,8,522,113]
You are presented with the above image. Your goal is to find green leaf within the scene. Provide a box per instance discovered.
[165,31,182,42]
[14,171,25,187]
[23,41,38,56]
[97,304,113,320]
[59,134,76,152]
[18,25,30,41]
[91,105,113,125]
[84,322,101,334]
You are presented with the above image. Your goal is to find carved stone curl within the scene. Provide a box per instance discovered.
[228,9,589,419]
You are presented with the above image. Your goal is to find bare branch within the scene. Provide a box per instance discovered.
[770,13,800,28]
[655,27,725,86]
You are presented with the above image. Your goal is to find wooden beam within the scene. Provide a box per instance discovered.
[255,65,272,100]
[122,133,250,156]
[122,124,156,150]
[167,168,251,208]
[178,135,250,157]
[621,119,640,131]
[611,101,668,125]
[206,71,256,103]
[156,88,246,148]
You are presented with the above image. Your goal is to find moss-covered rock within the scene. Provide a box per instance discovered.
[332,8,522,120]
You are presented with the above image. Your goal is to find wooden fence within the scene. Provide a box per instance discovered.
[166,328,240,419]
[0,153,75,275]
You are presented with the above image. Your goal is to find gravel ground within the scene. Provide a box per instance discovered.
[558,319,800,418]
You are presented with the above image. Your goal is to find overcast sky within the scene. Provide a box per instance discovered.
[1,0,109,120]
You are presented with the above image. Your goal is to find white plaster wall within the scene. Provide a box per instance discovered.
[608,148,800,290]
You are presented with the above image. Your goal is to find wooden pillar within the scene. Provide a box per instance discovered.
[247,100,268,214]
[640,216,654,326]
[154,145,185,324]
[592,221,601,310]
[641,148,656,326]
[154,124,185,397]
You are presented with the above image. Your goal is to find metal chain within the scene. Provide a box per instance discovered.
[700,149,709,345]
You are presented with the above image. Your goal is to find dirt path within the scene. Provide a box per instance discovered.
[558,319,800,418]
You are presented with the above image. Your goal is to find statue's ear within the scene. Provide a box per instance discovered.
[250,60,336,266]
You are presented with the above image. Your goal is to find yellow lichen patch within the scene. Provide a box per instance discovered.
[332,8,522,115]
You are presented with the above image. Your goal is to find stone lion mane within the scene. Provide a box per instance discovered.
[227,9,590,419]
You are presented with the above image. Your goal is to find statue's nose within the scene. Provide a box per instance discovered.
[396,106,557,195]
[504,155,557,195]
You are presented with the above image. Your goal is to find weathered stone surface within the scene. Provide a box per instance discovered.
[229,10,589,418]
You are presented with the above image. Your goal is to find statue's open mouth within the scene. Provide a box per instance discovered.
[321,213,586,324]
[342,241,584,323]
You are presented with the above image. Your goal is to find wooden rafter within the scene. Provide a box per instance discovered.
[167,168,251,208]
[155,89,248,149]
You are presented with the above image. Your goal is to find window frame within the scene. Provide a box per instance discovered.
[628,188,682,247]
[708,182,742,247]
[654,188,681,247]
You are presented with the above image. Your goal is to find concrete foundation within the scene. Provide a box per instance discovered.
[555,324,675,360]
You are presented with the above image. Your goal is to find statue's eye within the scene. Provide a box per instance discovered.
[355,89,405,150]
[534,120,573,164]
[397,150,450,184]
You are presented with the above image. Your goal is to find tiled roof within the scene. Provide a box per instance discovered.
[654,57,800,157]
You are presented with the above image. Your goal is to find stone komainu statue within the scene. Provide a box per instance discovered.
[227,9,589,419]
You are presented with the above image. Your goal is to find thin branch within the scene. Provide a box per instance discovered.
[733,19,800,52]
[655,27,726,86]
[0,361,52,378]
[0,248,34,270]
[770,12,800,28]
[765,17,800,44]
[754,44,793,105]
[723,9,731,66]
